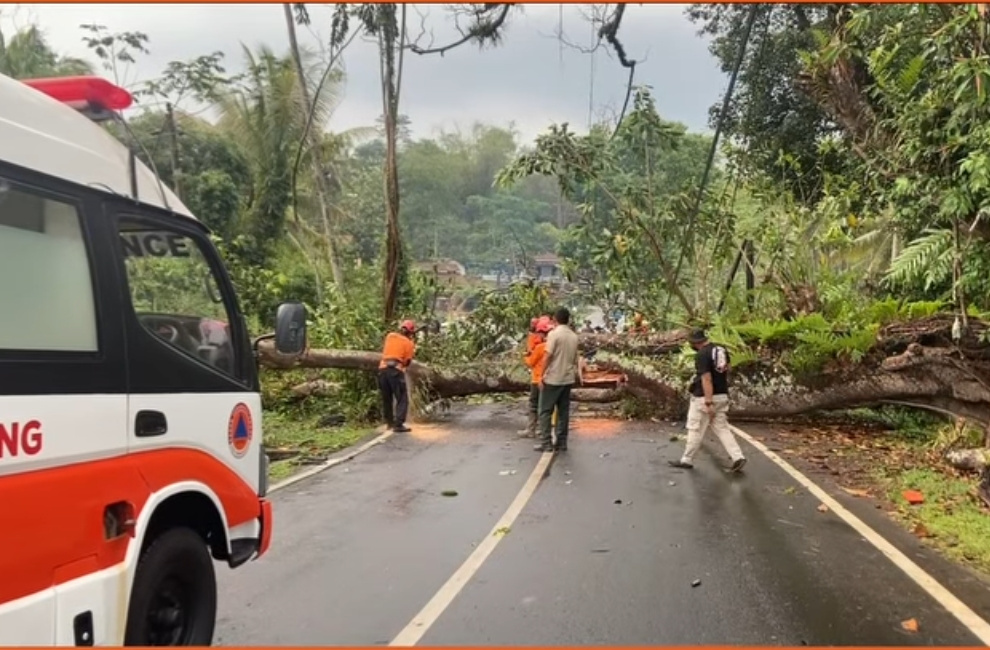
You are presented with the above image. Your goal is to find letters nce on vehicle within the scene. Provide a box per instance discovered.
[0,74,307,645]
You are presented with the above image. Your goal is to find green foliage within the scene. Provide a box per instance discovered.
[885,229,954,293]
[418,282,555,364]
[0,24,94,78]
[687,4,845,204]
[713,297,951,376]
[497,86,720,322]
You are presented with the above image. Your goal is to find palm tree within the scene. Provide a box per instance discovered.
[0,25,93,79]
[216,44,373,295]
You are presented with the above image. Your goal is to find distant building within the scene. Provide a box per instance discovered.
[414,258,468,287]
[533,253,562,283]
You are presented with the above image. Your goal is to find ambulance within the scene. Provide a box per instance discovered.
[0,72,306,645]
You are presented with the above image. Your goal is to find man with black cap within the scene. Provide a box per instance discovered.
[668,328,746,472]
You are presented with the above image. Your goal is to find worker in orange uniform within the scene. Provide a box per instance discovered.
[526,317,541,354]
[520,316,553,438]
[628,312,649,334]
[378,319,417,433]
[517,317,543,436]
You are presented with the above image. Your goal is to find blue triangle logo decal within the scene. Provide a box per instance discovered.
[234,417,249,440]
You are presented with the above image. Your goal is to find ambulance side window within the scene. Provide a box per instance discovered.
[0,178,98,353]
[117,220,238,379]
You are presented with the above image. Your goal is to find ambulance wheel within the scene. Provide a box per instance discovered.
[124,527,217,646]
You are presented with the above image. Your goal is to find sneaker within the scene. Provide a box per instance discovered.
[534,443,554,452]
[667,460,694,469]
[554,443,568,452]
[393,425,412,433]
[730,457,747,473]
[517,430,536,438]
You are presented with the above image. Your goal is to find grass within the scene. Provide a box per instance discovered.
[879,463,990,572]
[822,406,990,573]
[263,410,375,483]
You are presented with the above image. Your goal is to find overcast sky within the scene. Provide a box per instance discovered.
[1,3,727,144]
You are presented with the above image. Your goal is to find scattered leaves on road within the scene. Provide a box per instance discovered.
[498,469,517,476]
[691,579,702,587]
[900,618,919,633]
[841,486,872,498]
[441,490,458,497]
[816,503,829,513]
[494,526,511,537]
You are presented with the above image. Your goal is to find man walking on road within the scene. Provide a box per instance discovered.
[535,307,582,453]
[669,328,746,472]
[378,320,417,433]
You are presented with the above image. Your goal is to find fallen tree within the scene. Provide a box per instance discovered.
[261,315,990,423]
[260,313,990,483]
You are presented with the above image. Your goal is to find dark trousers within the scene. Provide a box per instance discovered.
[528,384,540,417]
[538,382,572,446]
[378,367,408,428]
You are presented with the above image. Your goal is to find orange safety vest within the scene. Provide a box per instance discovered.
[525,341,547,384]
[379,332,415,371]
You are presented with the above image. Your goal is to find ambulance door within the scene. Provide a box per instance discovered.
[110,209,263,499]
[0,172,129,644]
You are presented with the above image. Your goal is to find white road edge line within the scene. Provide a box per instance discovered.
[268,428,395,494]
[732,424,990,645]
[389,451,555,647]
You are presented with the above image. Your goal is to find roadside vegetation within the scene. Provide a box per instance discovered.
[6,4,990,569]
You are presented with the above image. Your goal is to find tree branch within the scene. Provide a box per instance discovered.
[408,4,514,56]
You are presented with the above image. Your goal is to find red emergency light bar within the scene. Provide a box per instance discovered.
[21,76,133,121]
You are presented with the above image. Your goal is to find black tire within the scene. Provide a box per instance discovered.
[123,527,217,646]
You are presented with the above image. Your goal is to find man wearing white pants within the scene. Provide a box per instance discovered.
[669,328,746,473]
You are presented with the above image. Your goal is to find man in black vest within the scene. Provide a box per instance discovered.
[668,328,746,472]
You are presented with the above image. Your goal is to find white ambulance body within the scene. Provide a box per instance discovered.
[0,73,304,645]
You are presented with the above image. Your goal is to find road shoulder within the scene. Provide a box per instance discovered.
[738,421,990,624]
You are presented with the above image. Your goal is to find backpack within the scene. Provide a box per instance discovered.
[711,345,730,374]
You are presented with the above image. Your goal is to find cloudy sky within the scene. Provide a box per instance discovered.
[1,3,727,143]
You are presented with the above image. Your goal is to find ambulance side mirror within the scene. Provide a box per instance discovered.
[274,302,307,355]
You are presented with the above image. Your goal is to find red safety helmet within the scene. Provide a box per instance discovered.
[400,319,416,333]
[536,316,553,333]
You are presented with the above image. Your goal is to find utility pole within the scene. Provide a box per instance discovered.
[165,102,182,200]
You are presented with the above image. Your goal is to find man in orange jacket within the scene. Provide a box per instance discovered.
[519,316,553,437]
[517,317,544,436]
[378,319,416,433]
[526,317,541,354]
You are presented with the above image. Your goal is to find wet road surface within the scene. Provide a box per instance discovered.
[215,404,990,646]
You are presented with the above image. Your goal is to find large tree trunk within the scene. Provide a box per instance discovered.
[377,6,406,323]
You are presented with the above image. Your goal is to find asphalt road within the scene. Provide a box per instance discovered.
[214,403,990,646]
